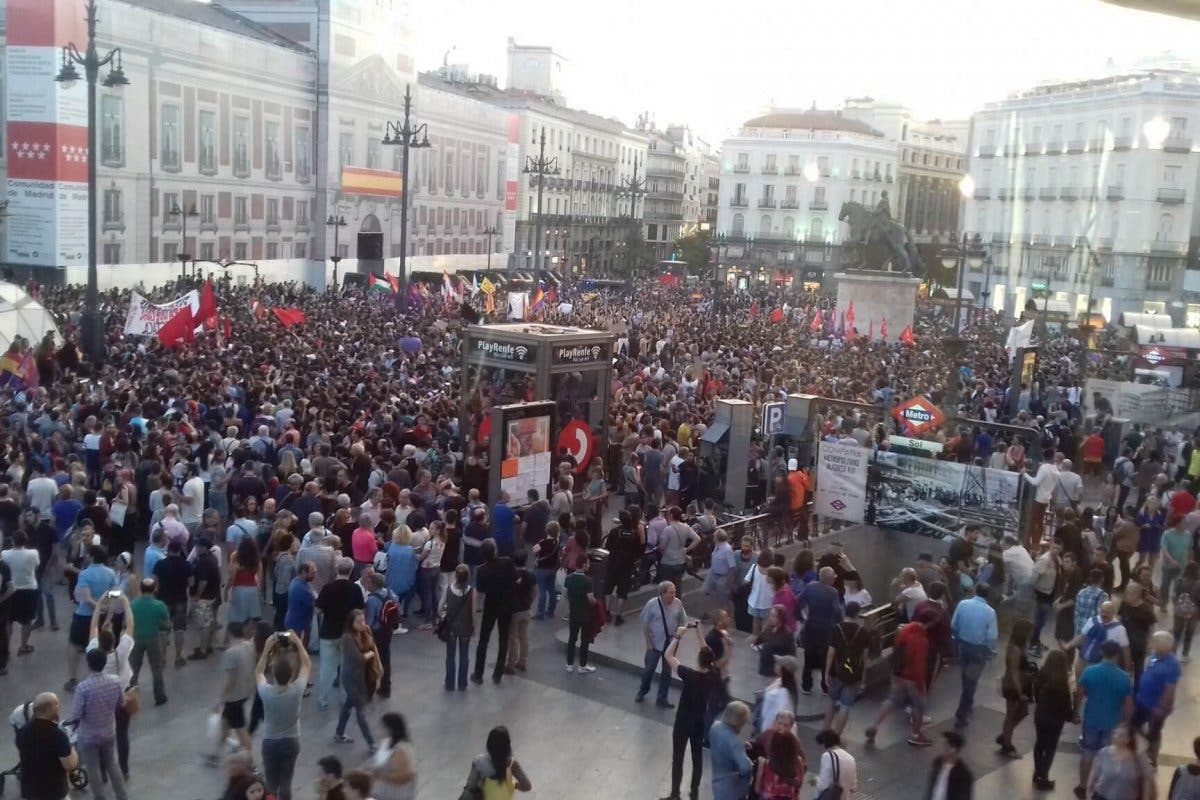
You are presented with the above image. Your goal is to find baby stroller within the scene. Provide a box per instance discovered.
[0,701,89,796]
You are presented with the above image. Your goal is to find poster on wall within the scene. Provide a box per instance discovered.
[815,442,869,523]
[873,451,1021,540]
[499,412,552,500]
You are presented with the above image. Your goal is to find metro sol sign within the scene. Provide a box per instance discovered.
[892,397,946,436]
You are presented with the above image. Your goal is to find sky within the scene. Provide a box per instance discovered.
[412,0,1200,144]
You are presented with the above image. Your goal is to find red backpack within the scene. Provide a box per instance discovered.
[375,590,402,631]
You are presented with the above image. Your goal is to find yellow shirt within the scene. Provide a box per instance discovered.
[677,423,692,449]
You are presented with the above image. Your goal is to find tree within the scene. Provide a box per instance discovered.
[674,228,713,277]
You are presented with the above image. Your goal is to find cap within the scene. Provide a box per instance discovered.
[117,551,132,566]
[787,458,798,471]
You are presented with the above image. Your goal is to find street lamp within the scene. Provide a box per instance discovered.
[617,154,646,283]
[482,225,499,271]
[523,127,560,274]
[168,202,198,280]
[55,0,130,365]
[979,253,994,319]
[382,84,431,297]
[939,175,986,409]
[325,214,347,289]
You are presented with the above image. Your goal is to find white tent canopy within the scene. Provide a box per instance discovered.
[1136,325,1200,348]
[0,283,59,352]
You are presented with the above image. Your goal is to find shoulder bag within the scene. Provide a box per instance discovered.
[435,588,471,643]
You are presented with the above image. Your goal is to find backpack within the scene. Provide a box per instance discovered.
[1081,617,1119,663]
[376,591,402,632]
[1114,457,1133,487]
[834,622,868,685]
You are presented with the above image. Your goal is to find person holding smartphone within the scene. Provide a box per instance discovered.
[256,632,311,800]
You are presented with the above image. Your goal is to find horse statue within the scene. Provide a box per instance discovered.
[838,198,923,277]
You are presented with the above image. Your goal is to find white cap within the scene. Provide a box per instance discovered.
[787,458,798,471]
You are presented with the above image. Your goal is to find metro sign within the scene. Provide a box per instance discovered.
[1143,347,1166,366]
[892,396,946,436]
[829,499,847,512]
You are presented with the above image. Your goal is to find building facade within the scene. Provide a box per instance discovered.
[715,108,898,288]
[642,124,713,262]
[961,67,1200,323]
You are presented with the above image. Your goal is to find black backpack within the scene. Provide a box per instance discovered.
[834,622,868,685]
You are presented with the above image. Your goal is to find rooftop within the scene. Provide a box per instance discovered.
[122,0,312,54]
[741,109,884,138]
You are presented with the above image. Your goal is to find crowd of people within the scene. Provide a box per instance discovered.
[0,272,1195,800]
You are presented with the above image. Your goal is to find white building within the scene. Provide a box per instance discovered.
[962,66,1200,323]
[715,107,898,287]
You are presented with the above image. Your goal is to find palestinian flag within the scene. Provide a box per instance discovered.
[369,273,395,293]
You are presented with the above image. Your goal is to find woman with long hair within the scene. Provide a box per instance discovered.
[440,563,474,691]
[462,726,532,798]
[754,722,805,799]
[333,608,380,751]
[369,712,416,800]
[998,617,1034,757]
[1031,648,1074,791]
[1135,495,1166,570]
[226,536,262,625]
[758,656,800,736]
[1086,724,1155,800]
[277,451,299,483]
[109,468,135,556]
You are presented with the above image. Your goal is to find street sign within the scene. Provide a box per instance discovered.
[557,419,594,474]
[761,401,785,436]
[891,396,946,436]
[888,435,944,455]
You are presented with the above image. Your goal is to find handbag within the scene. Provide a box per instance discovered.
[435,588,470,643]
[822,751,844,800]
[122,686,141,716]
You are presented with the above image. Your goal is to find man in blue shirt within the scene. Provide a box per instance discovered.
[950,582,998,730]
[490,492,517,558]
[142,530,168,579]
[50,486,82,546]
[1076,640,1134,798]
[66,546,117,691]
[284,562,317,646]
[1132,631,1181,766]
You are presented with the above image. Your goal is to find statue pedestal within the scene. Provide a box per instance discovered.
[834,271,921,342]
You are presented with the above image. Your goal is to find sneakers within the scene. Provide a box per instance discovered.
[1032,777,1056,791]
[800,688,813,696]
[907,736,933,747]
[334,735,354,744]
[395,626,409,635]
[578,665,596,673]
[565,664,576,673]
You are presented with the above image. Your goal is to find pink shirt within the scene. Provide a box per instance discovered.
[351,527,378,563]
[773,586,798,633]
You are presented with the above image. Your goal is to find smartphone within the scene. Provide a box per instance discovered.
[107,590,121,599]
[279,631,292,640]
[686,621,700,629]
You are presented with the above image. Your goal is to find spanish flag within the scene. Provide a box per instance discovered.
[0,347,37,391]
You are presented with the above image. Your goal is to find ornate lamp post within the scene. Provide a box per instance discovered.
[168,202,198,280]
[617,154,646,284]
[523,127,560,273]
[482,225,499,271]
[382,84,431,295]
[326,214,347,289]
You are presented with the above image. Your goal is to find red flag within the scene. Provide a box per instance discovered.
[221,316,233,340]
[749,302,759,317]
[387,274,401,294]
[847,325,856,343]
[810,309,823,332]
[899,324,915,346]
[196,279,217,326]
[271,308,306,328]
[769,307,784,323]
[157,306,195,348]
[845,301,855,326]
[867,320,874,341]
[881,318,889,340]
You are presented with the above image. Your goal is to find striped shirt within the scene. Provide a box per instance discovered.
[70,674,123,747]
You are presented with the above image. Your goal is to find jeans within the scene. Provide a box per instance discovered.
[335,696,374,747]
[261,736,300,800]
[317,636,342,708]
[801,637,829,693]
[1033,591,1054,645]
[670,717,705,798]
[373,627,392,692]
[955,642,991,727]
[507,610,530,669]
[79,739,128,800]
[534,568,558,619]
[36,580,57,628]
[418,567,440,623]
[473,606,512,682]
[445,635,470,689]
[1032,717,1065,779]
[129,637,167,704]
[1174,616,1196,657]
[566,620,590,667]
[1160,564,1182,611]
[637,648,671,703]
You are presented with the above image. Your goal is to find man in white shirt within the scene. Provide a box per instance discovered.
[1023,455,1060,550]
[814,729,858,796]
[25,466,58,522]
[893,567,927,621]
[179,463,205,537]
[1002,535,1036,618]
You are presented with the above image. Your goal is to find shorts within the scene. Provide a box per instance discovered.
[888,678,926,715]
[749,607,771,620]
[605,568,633,599]
[1079,724,1112,753]
[222,699,247,730]
[827,678,861,709]
[168,602,189,631]
[10,588,38,625]
[69,614,93,647]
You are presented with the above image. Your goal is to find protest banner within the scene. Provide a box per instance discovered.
[123,290,200,336]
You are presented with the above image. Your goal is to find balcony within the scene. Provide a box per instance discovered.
[1100,276,1115,287]
[1164,136,1193,153]
[1112,135,1133,150]
[1022,146,1041,157]
[1020,188,1035,200]
[757,199,777,208]
[732,164,750,173]
[1096,237,1113,250]
[1146,277,1174,291]
[1045,140,1063,152]
[867,172,882,182]
[1157,187,1186,204]
[976,150,995,159]
[1067,139,1085,153]
[850,169,862,179]
[1088,137,1106,152]
[973,187,991,200]
[991,233,1007,244]
[819,168,831,177]
[730,197,749,207]
[199,217,218,234]
[1106,184,1125,200]
[1150,240,1187,255]
[233,218,250,234]
[781,200,799,209]
[1031,234,1050,245]
[885,175,894,183]
[1059,186,1079,201]
[762,165,778,175]
[784,166,802,176]
[1081,187,1100,200]
[996,187,1013,200]
[809,199,828,210]
[1038,187,1058,200]
[266,219,281,234]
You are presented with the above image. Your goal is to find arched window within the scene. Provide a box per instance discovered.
[732,213,744,236]
[809,218,824,241]
[782,216,795,238]
[1158,213,1174,242]
[759,214,771,236]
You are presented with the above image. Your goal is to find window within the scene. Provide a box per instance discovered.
[735,152,748,170]
[296,200,309,225]
[1069,165,1079,187]
[782,216,794,237]
[234,197,248,226]
[1032,124,1041,143]
[787,154,800,174]
[731,213,744,236]
[1075,121,1085,140]
[101,95,123,166]
[266,198,280,226]
[367,138,381,170]
[199,242,215,261]
[339,131,354,168]
[761,185,775,205]
[265,121,281,178]
[294,242,307,259]
[162,192,178,221]
[199,194,215,225]
[817,156,829,175]
[1171,116,1188,138]
[444,149,454,189]
[734,182,746,204]
[1116,163,1126,186]
[984,128,995,146]
[103,243,121,265]
[764,154,777,173]
[852,157,860,176]
[199,110,216,174]
[162,243,178,262]
[233,117,250,176]
[809,217,824,240]
[496,158,505,201]
[160,105,181,170]
[234,242,248,260]
[476,153,487,196]
[295,127,311,182]
[1025,166,1035,187]
[758,214,771,235]
[1157,213,1174,241]
[1120,117,1132,137]
[1164,165,1181,187]
[814,185,826,204]
[1052,123,1063,143]
[784,186,797,206]
[102,188,121,226]
[1047,167,1056,188]
[266,242,279,259]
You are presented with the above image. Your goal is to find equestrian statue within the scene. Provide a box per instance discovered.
[837,191,923,277]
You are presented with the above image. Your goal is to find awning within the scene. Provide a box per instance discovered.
[701,422,729,443]
[1136,325,1200,348]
